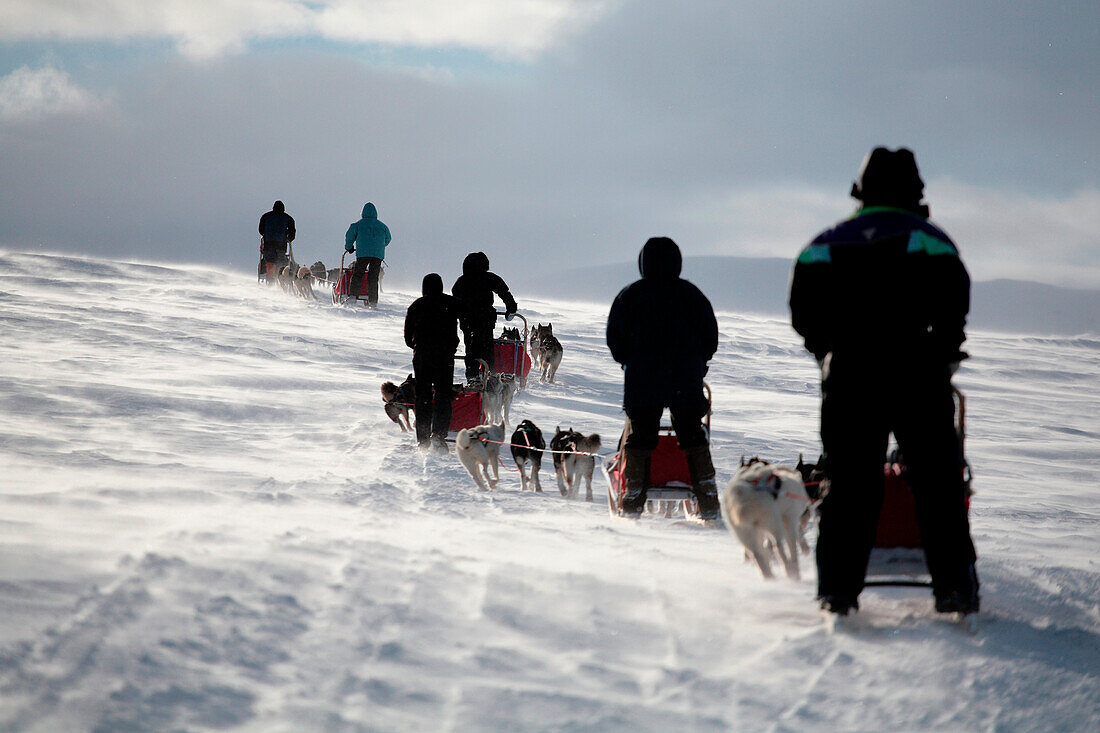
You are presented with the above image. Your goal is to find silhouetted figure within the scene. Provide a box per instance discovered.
[789,146,979,617]
[405,273,461,451]
[606,237,720,520]
[258,201,295,283]
[451,252,517,383]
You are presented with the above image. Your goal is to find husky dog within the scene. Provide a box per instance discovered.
[481,371,505,424]
[456,421,506,491]
[500,326,521,342]
[277,264,296,293]
[381,374,416,432]
[510,420,546,492]
[532,323,563,383]
[292,265,315,299]
[530,324,546,368]
[795,453,829,502]
[550,426,601,501]
[719,460,811,580]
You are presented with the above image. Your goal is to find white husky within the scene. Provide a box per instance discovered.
[719,461,811,580]
[455,422,506,492]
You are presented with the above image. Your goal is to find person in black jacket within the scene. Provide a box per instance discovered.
[405,273,462,451]
[606,237,720,520]
[258,201,296,283]
[789,147,979,617]
[451,252,518,383]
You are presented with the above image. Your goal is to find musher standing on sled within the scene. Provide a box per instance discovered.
[451,252,517,384]
[789,146,979,618]
[606,237,721,521]
[404,273,461,452]
[345,202,391,307]
[258,201,295,282]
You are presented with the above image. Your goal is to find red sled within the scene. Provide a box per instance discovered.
[448,388,484,434]
[865,387,973,585]
[331,251,372,306]
[603,385,711,519]
[492,312,532,389]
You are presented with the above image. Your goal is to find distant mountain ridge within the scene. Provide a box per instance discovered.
[510,256,1100,336]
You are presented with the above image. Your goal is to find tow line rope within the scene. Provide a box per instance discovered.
[474,436,606,460]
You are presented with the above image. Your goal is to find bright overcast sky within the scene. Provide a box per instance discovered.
[0,0,1096,288]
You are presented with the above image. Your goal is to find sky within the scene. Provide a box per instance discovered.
[0,0,1097,289]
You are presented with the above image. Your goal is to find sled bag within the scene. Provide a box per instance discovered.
[492,340,532,380]
[449,390,483,432]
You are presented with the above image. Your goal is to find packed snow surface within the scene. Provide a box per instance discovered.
[1,250,1098,731]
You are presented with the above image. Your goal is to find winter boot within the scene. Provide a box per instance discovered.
[685,445,720,521]
[934,563,980,615]
[618,448,651,517]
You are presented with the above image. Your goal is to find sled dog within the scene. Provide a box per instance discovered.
[510,420,545,492]
[293,265,315,299]
[480,371,505,425]
[532,323,563,383]
[719,460,811,580]
[551,426,601,501]
[381,374,415,432]
[456,421,506,492]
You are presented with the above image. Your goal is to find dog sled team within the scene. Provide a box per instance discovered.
[270,147,983,621]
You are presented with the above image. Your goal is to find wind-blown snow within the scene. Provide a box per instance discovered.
[1,250,1097,731]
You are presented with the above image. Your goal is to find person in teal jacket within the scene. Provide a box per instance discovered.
[345,202,392,306]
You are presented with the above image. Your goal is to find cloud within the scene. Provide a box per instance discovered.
[0,0,613,59]
[0,66,103,121]
[931,180,1100,290]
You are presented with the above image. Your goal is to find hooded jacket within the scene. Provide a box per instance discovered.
[259,201,295,245]
[404,273,461,358]
[606,237,718,409]
[788,206,969,373]
[450,252,517,323]
[345,203,392,259]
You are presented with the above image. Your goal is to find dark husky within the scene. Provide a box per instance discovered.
[510,420,546,492]
[551,426,601,501]
[381,374,416,432]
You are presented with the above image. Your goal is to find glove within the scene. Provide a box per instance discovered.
[505,312,515,321]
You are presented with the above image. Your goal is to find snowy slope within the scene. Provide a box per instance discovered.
[1,250,1098,732]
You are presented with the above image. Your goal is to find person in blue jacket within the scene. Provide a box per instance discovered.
[789,147,979,618]
[345,202,392,306]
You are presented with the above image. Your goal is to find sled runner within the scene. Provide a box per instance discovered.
[864,386,973,587]
[492,311,533,389]
[603,384,712,519]
[331,250,384,306]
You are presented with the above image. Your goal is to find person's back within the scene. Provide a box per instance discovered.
[451,251,517,382]
[606,237,720,520]
[405,273,461,451]
[451,252,517,316]
[788,146,978,618]
[258,200,295,281]
[405,275,461,358]
[344,202,391,306]
[346,203,391,259]
[259,201,295,246]
[607,237,718,408]
[790,199,968,375]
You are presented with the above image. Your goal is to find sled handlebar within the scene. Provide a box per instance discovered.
[496,310,527,330]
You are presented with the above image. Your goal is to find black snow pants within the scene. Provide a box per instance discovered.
[348,256,382,303]
[413,353,455,443]
[623,399,708,452]
[461,310,496,382]
[816,364,977,604]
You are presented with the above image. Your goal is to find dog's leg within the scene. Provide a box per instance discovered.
[584,465,593,502]
[780,514,802,580]
[490,451,500,488]
[733,523,775,579]
[532,463,542,492]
